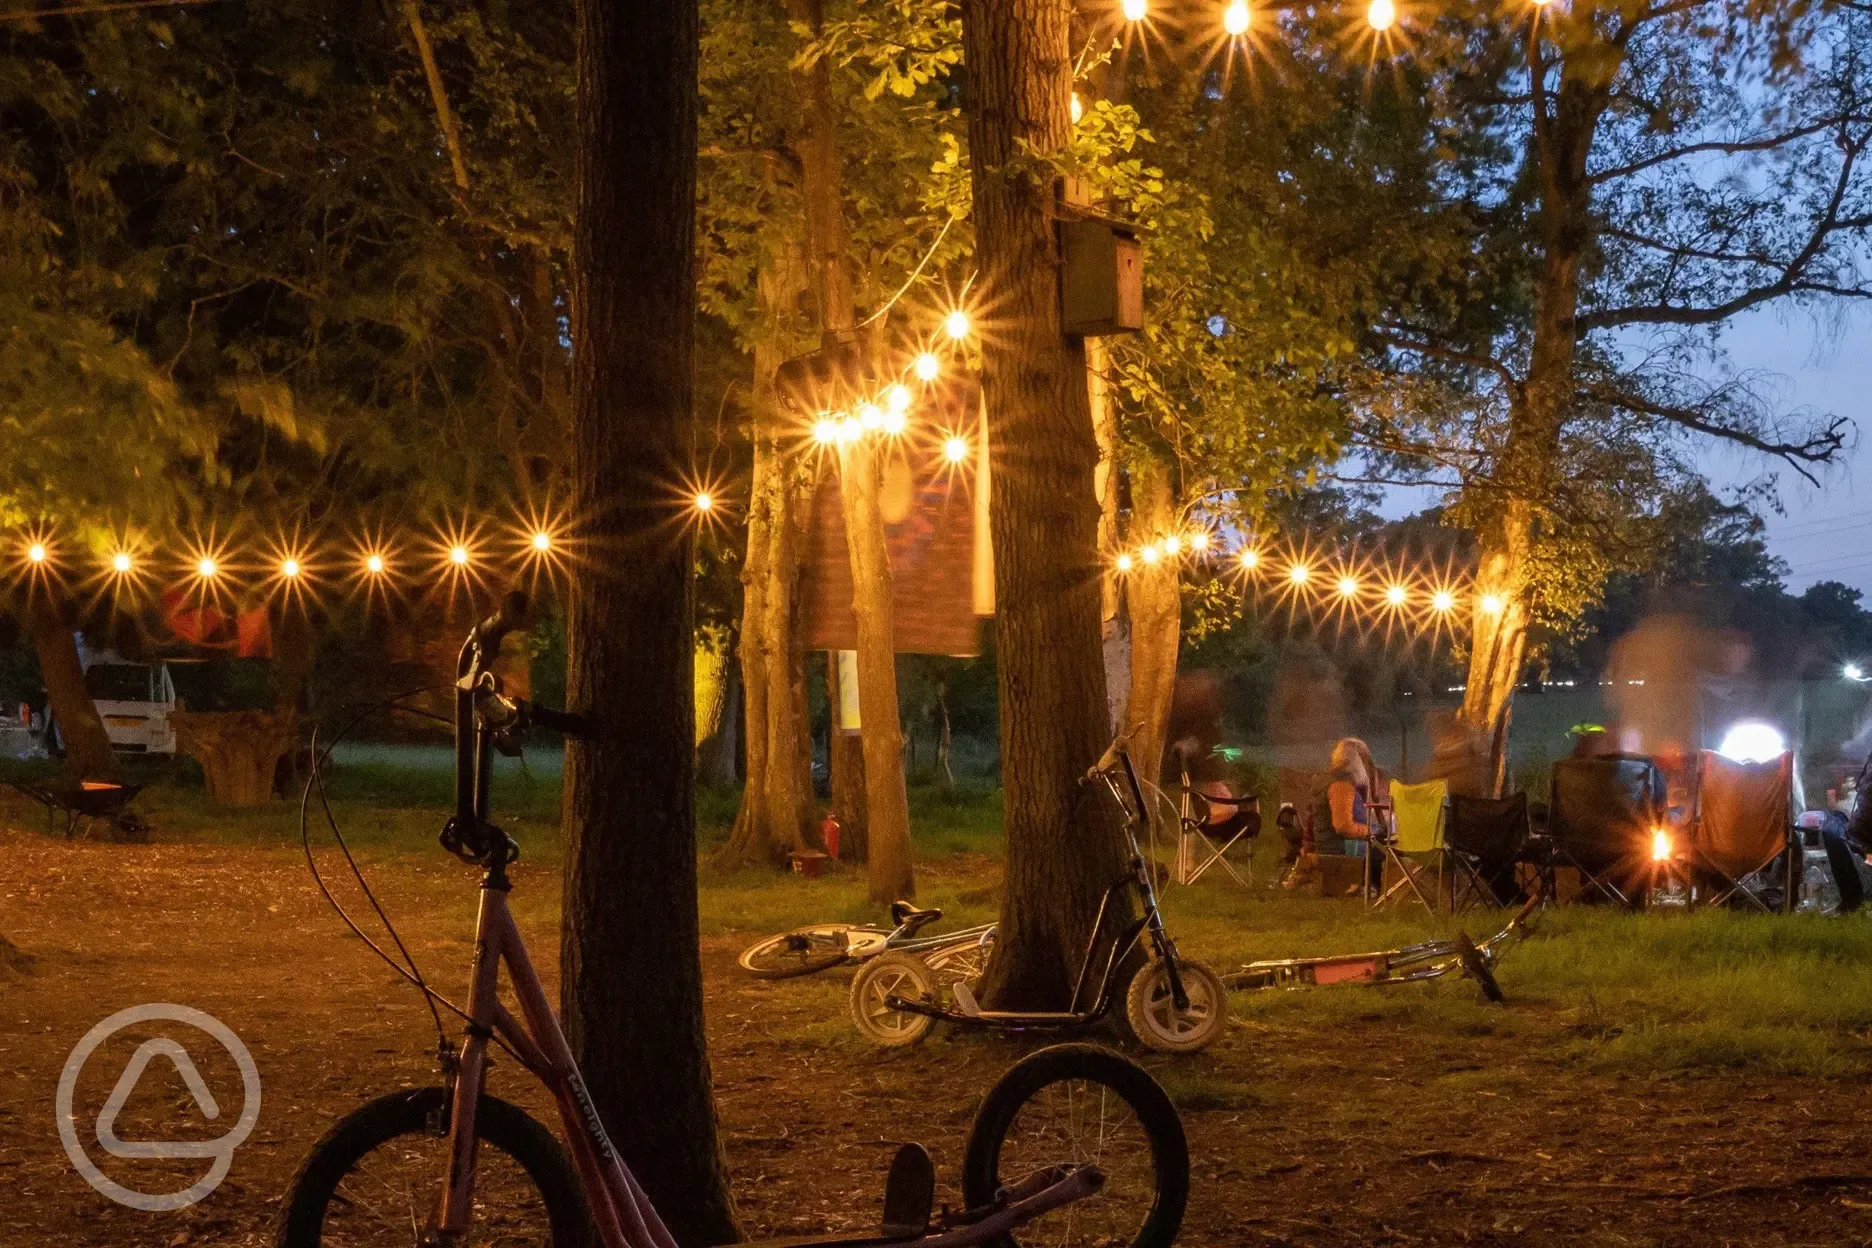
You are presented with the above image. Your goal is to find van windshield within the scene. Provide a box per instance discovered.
[85,665,153,702]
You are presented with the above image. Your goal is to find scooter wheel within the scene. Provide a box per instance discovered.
[849,951,937,1047]
[1456,931,1504,1003]
[1123,959,1227,1053]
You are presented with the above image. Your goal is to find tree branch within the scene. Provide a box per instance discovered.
[1375,329,1523,393]
[1590,117,1848,185]
[1580,381,1847,485]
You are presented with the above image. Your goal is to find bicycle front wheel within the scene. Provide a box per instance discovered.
[737,924,864,979]
[276,1087,591,1247]
[962,1043,1188,1248]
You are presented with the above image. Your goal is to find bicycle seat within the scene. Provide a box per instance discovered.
[889,901,943,932]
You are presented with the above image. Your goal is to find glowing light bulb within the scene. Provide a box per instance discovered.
[1848,663,1866,682]
[1071,93,1084,124]
[1223,0,1250,35]
[531,531,552,553]
[366,553,386,574]
[914,352,940,382]
[1650,827,1673,863]
[1140,544,1161,566]
[886,383,912,415]
[281,558,301,579]
[26,543,46,564]
[1121,0,1147,19]
[1480,593,1505,616]
[197,557,218,579]
[1288,563,1310,585]
[858,402,885,431]
[813,417,838,445]
[1366,0,1395,30]
[1432,590,1455,612]
[944,309,971,341]
[882,410,908,436]
[944,435,970,464]
[1385,584,1407,606]
[694,492,714,513]
[837,415,861,444]
[1116,553,1135,573]
[1239,549,1260,570]
[450,545,470,567]
[1337,576,1359,598]
[110,552,132,574]
[1162,534,1182,556]
[1188,531,1210,551]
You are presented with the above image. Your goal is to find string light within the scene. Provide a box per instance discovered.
[944,434,970,464]
[196,556,219,579]
[1116,552,1135,573]
[110,552,133,574]
[530,531,553,553]
[944,309,971,341]
[1240,549,1260,570]
[26,542,46,565]
[1337,575,1359,599]
[1162,534,1182,556]
[1366,0,1396,30]
[1071,92,1084,123]
[836,415,861,445]
[1432,590,1455,612]
[365,553,387,575]
[914,352,941,382]
[1140,543,1162,566]
[1288,563,1310,585]
[281,557,302,579]
[693,491,714,513]
[1188,531,1210,551]
[858,402,885,431]
[1222,0,1250,35]
[885,383,912,414]
[1385,584,1407,606]
[1480,592,1505,615]
[813,417,838,444]
[1121,0,1148,19]
[882,409,908,436]
[449,544,470,567]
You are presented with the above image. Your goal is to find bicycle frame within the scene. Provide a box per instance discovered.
[1224,893,1540,992]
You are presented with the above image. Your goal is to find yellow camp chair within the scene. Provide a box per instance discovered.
[1373,778,1450,913]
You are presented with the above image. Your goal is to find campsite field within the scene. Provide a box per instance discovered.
[3,748,1872,1247]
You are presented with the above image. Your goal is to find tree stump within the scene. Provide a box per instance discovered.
[172,709,298,807]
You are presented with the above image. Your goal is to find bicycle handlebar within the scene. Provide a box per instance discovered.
[474,589,533,656]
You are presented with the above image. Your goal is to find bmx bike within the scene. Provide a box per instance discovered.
[1223,892,1543,1001]
[849,739,1228,1053]
[278,593,1189,1248]
[738,902,996,981]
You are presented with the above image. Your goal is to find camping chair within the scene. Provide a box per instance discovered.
[1446,792,1530,911]
[1547,755,1665,906]
[1173,760,1262,886]
[1372,778,1449,913]
[1689,750,1797,912]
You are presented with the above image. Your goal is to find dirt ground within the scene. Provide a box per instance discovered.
[4,831,1872,1247]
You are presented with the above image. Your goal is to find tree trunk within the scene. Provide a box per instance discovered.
[828,654,868,859]
[1090,336,1130,735]
[962,0,1131,1010]
[786,0,913,903]
[935,676,955,787]
[1122,456,1180,797]
[172,710,295,807]
[1457,63,1601,796]
[25,600,116,782]
[560,3,738,1243]
[699,662,741,790]
[719,253,814,870]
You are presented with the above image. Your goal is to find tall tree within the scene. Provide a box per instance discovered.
[961,0,1131,1009]
[559,1,737,1243]
[1365,2,1868,789]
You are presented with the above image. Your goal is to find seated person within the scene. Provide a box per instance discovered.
[1310,737,1386,898]
[1171,736,1259,844]
[1826,751,1872,913]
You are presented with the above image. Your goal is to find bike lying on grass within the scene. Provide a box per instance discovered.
[1223,892,1543,1002]
[848,739,1229,1053]
[739,902,996,982]
[280,593,1190,1248]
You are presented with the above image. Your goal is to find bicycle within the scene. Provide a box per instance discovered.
[849,739,1228,1053]
[738,902,996,980]
[1223,891,1544,1001]
[278,593,1190,1248]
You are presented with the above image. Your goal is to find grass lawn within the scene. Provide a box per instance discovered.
[3,744,1872,1246]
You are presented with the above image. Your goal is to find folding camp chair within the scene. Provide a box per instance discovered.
[1547,755,1666,906]
[1689,750,1797,911]
[1173,770,1262,886]
[1372,778,1449,913]
[1446,792,1530,911]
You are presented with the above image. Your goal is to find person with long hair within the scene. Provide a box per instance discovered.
[1310,737,1386,898]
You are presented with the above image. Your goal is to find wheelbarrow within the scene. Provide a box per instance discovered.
[7,778,149,843]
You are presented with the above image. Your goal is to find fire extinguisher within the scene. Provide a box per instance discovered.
[820,812,841,862]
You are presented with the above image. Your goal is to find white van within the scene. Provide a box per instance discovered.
[82,659,179,754]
